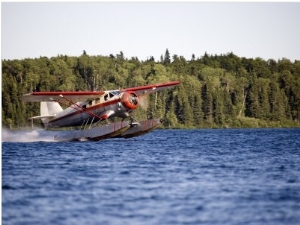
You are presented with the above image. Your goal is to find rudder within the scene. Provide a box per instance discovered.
[40,102,63,124]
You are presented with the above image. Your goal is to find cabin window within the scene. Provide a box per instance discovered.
[104,94,108,101]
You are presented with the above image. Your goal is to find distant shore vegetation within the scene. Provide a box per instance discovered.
[2,50,300,129]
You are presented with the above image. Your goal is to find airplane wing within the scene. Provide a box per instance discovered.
[21,81,180,103]
[121,81,180,96]
[21,91,106,103]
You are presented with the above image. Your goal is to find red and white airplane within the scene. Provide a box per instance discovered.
[22,81,180,141]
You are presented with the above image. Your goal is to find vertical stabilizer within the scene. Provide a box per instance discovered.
[40,102,63,124]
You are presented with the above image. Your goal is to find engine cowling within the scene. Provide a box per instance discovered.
[121,91,139,110]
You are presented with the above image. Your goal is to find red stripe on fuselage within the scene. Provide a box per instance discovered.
[49,98,121,124]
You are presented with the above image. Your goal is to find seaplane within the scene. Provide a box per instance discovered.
[21,81,180,141]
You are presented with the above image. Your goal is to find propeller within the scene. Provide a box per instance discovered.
[138,95,149,111]
[128,93,138,106]
[137,87,157,111]
[121,92,139,110]
[121,87,157,111]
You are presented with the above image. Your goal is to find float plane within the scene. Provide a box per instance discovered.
[21,81,180,141]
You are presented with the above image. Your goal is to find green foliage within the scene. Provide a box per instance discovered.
[2,52,300,129]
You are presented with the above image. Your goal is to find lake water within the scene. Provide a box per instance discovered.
[2,128,300,225]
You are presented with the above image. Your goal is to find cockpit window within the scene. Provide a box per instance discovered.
[109,91,121,98]
[104,91,121,101]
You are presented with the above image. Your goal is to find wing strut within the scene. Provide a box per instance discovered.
[57,94,104,122]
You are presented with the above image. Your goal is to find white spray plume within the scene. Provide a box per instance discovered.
[2,128,59,142]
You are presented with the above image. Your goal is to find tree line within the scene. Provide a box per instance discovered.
[2,50,300,129]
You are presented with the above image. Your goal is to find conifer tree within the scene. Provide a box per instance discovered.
[163,48,171,65]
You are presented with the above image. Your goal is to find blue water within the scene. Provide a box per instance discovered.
[2,128,300,225]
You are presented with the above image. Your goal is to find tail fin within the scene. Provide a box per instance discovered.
[40,102,63,124]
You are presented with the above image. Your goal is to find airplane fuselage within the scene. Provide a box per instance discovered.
[44,90,137,128]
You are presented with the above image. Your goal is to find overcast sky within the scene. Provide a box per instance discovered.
[2,2,300,61]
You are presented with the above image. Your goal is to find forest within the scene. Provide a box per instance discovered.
[2,50,300,129]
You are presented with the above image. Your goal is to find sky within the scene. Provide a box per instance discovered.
[2,2,300,61]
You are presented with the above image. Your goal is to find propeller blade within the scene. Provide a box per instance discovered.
[139,95,149,110]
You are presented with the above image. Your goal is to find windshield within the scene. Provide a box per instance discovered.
[109,91,121,98]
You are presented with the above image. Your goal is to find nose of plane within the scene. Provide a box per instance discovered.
[121,91,139,110]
